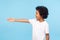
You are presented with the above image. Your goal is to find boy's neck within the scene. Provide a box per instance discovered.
[37,18,44,22]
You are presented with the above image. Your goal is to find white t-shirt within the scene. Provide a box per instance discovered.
[29,18,49,40]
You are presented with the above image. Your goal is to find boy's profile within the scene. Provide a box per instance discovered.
[8,6,49,40]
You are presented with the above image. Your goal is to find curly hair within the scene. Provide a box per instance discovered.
[36,6,49,19]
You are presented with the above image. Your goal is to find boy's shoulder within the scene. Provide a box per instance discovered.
[44,21,49,26]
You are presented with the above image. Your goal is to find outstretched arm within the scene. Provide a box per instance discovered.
[7,18,30,23]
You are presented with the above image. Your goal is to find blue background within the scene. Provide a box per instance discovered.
[0,0,60,40]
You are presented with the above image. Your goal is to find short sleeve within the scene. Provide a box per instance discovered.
[45,24,49,33]
[29,19,35,24]
[29,19,34,24]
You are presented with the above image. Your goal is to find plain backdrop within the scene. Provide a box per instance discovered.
[0,0,60,40]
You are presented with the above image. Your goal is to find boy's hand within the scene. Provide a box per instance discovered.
[7,18,15,22]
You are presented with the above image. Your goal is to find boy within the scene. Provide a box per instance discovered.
[8,6,49,40]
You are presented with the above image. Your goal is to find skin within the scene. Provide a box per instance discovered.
[46,34,49,40]
[7,10,49,40]
[35,10,44,22]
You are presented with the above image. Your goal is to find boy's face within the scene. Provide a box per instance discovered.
[35,10,42,20]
